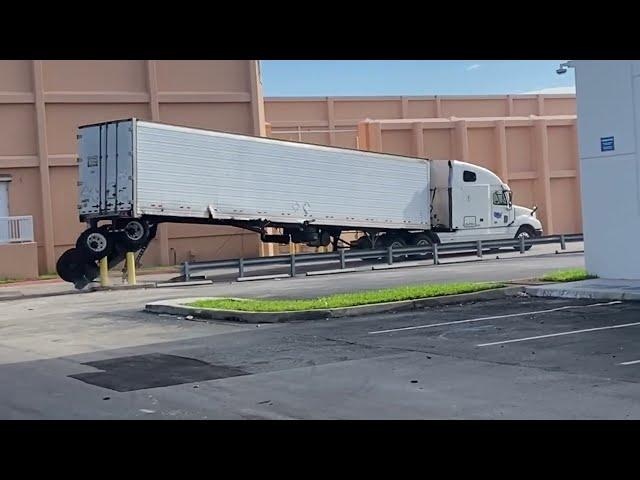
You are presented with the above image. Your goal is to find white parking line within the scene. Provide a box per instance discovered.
[478,321,640,347]
[619,359,640,366]
[368,301,622,335]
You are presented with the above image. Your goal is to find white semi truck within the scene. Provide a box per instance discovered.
[56,118,542,287]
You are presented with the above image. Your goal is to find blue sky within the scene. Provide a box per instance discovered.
[261,60,575,97]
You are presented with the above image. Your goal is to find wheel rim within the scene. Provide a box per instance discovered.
[389,241,405,249]
[517,231,531,239]
[86,232,107,253]
[125,221,144,241]
[415,239,430,247]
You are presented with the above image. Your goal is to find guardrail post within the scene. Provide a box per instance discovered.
[560,234,566,250]
[433,243,439,265]
[184,261,190,282]
[340,249,346,269]
[238,258,244,278]
[387,246,393,265]
[476,240,482,258]
[290,253,296,277]
[519,236,525,254]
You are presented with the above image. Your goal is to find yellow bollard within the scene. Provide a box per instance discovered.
[126,251,137,285]
[99,256,110,287]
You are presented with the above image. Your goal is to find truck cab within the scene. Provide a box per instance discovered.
[430,160,542,243]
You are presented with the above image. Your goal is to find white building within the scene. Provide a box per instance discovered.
[572,60,640,279]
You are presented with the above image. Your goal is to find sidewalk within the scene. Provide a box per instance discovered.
[0,270,180,301]
[526,278,640,301]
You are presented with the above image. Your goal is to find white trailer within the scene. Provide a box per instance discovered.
[58,118,542,286]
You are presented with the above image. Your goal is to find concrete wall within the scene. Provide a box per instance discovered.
[265,94,576,148]
[0,60,265,276]
[0,242,39,280]
[573,60,640,279]
[357,116,581,235]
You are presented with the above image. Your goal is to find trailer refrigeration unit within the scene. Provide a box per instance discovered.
[57,118,542,288]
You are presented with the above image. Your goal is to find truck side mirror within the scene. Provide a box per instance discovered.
[505,190,513,209]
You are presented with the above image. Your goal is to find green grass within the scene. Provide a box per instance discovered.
[541,268,597,283]
[187,281,504,313]
[0,273,59,284]
[38,273,59,280]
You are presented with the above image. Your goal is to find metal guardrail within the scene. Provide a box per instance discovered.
[182,233,583,281]
[0,216,34,244]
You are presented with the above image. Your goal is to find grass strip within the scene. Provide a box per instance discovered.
[187,281,504,313]
[540,268,596,283]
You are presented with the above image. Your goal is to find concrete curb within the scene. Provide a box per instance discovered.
[525,285,640,301]
[144,285,524,324]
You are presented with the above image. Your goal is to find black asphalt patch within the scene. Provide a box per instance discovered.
[69,353,247,392]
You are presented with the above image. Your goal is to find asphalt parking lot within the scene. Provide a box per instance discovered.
[1,287,639,419]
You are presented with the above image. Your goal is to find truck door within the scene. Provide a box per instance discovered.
[490,187,514,228]
[451,169,490,229]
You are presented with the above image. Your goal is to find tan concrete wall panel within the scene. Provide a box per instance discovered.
[334,100,403,120]
[0,60,33,92]
[0,105,38,156]
[45,103,151,155]
[506,127,534,173]
[158,103,253,134]
[551,177,581,234]
[467,127,497,172]
[0,242,39,280]
[265,100,328,123]
[407,99,437,118]
[156,60,250,93]
[423,129,454,159]
[42,61,148,93]
[442,99,508,118]
[547,125,576,171]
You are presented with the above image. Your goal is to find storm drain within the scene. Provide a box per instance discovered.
[69,353,247,392]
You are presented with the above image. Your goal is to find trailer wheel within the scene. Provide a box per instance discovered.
[407,233,433,258]
[117,219,150,250]
[513,225,535,251]
[76,226,114,261]
[56,248,90,283]
[383,235,407,250]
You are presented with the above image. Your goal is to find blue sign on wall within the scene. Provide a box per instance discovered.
[601,136,615,152]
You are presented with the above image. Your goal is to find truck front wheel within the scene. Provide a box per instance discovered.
[513,225,535,251]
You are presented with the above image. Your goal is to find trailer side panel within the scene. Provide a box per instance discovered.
[134,121,430,230]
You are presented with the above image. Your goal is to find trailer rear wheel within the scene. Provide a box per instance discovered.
[117,219,150,251]
[56,248,90,283]
[76,226,114,261]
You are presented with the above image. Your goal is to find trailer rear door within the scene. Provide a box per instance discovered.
[77,119,135,218]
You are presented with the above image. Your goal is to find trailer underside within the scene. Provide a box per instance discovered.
[58,214,440,289]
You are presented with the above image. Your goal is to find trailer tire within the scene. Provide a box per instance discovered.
[407,233,433,258]
[117,219,150,251]
[56,248,91,283]
[513,225,535,251]
[76,226,114,261]
[383,235,407,250]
